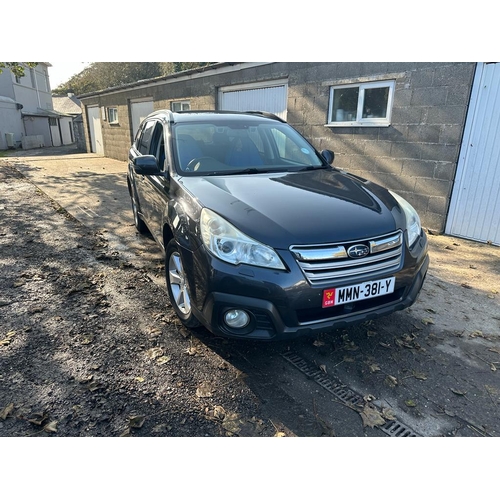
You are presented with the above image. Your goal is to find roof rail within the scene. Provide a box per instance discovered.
[166,109,286,123]
[244,110,285,122]
[144,109,175,123]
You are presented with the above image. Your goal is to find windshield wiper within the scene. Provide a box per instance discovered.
[296,165,328,171]
[230,168,269,175]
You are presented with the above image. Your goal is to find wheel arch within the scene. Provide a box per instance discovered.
[163,223,174,250]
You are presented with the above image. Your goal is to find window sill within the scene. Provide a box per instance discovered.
[325,122,391,128]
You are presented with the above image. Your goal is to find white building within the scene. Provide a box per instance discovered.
[0,62,74,150]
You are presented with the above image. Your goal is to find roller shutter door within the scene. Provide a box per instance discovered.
[131,99,154,139]
[219,81,288,120]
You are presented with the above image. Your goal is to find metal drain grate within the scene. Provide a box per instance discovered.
[281,350,419,437]
[379,420,417,437]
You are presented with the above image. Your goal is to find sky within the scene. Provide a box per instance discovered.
[1,4,495,75]
[48,62,90,88]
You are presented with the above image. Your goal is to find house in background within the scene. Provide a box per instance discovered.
[52,92,85,151]
[0,62,75,150]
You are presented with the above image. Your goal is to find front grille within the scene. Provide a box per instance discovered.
[290,230,403,285]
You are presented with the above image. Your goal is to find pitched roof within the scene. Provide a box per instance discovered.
[52,94,82,115]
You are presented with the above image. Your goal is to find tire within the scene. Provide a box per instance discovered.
[165,240,201,328]
[130,190,148,235]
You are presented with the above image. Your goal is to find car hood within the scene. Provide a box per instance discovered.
[180,169,405,248]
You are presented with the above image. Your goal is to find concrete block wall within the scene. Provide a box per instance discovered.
[155,96,215,112]
[73,119,86,152]
[91,84,218,162]
[285,62,476,231]
[101,102,131,162]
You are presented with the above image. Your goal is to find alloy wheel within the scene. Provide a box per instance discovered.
[168,251,191,315]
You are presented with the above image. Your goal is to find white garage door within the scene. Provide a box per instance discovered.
[87,106,104,155]
[131,99,154,139]
[219,80,288,120]
[446,63,500,245]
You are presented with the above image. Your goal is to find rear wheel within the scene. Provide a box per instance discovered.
[165,240,200,328]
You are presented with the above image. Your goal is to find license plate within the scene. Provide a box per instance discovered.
[322,277,396,308]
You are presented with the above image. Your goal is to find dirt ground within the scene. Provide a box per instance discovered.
[1,149,500,439]
[0,165,283,437]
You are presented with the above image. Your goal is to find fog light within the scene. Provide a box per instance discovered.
[224,309,250,329]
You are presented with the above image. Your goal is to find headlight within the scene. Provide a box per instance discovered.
[390,191,422,247]
[200,208,285,270]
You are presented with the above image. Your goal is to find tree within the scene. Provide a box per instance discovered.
[0,62,38,77]
[159,62,214,74]
[52,62,161,95]
[52,62,215,96]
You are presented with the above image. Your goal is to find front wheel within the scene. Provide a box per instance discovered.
[165,240,200,329]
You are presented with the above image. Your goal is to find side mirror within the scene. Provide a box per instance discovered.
[321,149,335,165]
[133,155,160,175]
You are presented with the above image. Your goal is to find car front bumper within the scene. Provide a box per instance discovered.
[183,234,429,341]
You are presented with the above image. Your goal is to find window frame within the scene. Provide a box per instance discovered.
[150,121,167,171]
[107,107,119,124]
[327,80,395,128]
[137,119,156,155]
[171,100,191,112]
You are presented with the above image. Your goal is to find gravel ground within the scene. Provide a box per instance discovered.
[0,164,286,437]
[2,151,500,442]
[2,151,499,496]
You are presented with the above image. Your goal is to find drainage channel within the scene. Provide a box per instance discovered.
[281,350,419,437]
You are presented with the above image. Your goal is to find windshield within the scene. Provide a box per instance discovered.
[172,119,325,175]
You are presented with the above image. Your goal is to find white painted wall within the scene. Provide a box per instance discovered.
[0,98,24,149]
[11,64,53,113]
[24,116,51,148]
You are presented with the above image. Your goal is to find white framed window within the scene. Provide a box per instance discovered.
[171,100,191,112]
[107,107,118,124]
[327,80,395,127]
